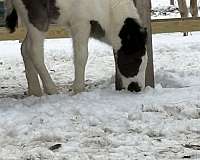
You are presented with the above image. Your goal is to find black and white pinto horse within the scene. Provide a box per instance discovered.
[5,0,147,96]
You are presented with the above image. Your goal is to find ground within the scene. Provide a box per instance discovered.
[1,0,200,160]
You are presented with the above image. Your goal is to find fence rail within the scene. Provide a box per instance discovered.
[152,17,200,33]
[1,17,200,41]
[0,26,69,41]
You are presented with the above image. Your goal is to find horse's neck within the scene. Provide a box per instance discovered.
[110,0,140,24]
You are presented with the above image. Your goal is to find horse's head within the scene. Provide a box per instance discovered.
[115,18,148,92]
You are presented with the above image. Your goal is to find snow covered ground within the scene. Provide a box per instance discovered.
[1,0,200,160]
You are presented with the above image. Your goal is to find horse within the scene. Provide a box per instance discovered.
[4,0,147,96]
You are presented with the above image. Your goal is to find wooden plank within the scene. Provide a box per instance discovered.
[0,27,26,41]
[46,26,69,39]
[0,26,69,41]
[152,17,200,34]
[135,0,155,88]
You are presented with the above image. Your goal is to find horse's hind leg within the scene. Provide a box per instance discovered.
[21,35,42,96]
[25,25,58,95]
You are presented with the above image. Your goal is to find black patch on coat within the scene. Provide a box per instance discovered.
[128,82,141,92]
[117,18,147,78]
[5,9,18,33]
[22,0,60,32]
[90,20,106,40]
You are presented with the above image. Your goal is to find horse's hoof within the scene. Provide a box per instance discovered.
[44,86,58,95]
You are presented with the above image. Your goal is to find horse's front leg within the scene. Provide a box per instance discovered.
[71,22,91,93]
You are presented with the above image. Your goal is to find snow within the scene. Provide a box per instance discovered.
[1,0,200,159]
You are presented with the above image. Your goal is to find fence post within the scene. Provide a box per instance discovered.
[135,0,155,88]
[177,0,188,18]
[190,0,198,17]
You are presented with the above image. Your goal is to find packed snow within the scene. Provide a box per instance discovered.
[1,0,200,159]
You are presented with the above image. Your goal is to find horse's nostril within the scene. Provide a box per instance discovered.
[128,82,141,92]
